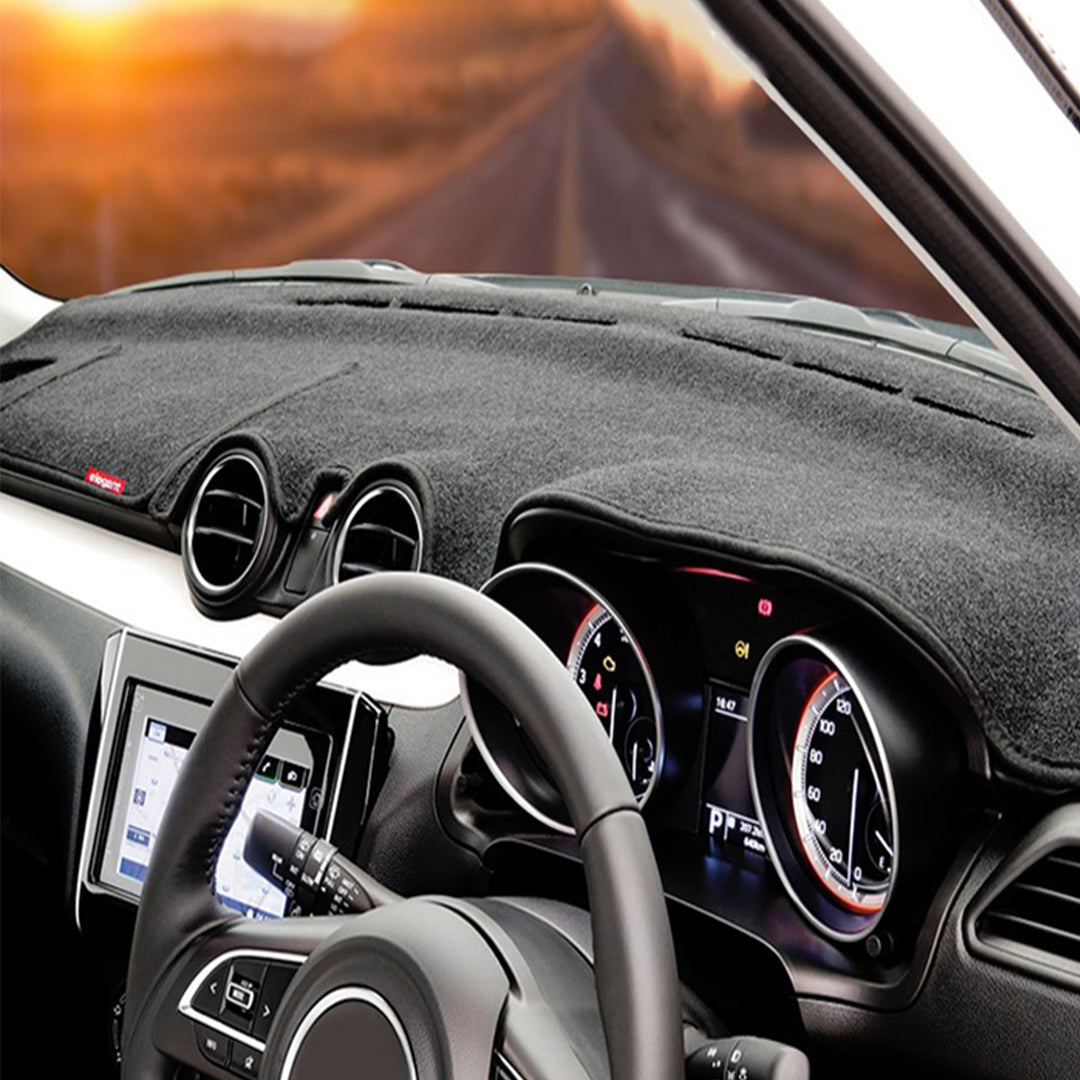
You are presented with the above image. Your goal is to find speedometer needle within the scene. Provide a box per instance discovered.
[608,685,617,740]
[846,767,860,887]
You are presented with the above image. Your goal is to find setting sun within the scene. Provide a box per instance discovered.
[22,0,357,18]
[40,0,141,14]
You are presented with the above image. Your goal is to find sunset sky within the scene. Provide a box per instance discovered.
[10,0,355,15]
[6,0,755,96]
[2,0,950,316]
[615,0,752,87]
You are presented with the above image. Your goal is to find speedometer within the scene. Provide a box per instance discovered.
[567,605,658,797]
[791,671,893,913]
[747,634,906,941]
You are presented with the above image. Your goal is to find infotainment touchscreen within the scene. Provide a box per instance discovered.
[98,682,330,918]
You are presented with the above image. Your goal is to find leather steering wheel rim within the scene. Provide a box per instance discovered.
[123,573,683,1080]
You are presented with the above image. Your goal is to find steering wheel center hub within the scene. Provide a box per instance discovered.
[281,988,415,1080]
[260,899,510,1080]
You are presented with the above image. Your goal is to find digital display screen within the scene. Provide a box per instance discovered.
[103,683,328,919]
[700,681,767,859]
[215,739,312,919]
[117,715,196,884]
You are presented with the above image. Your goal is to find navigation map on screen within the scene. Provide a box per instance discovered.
[115,684,317,919]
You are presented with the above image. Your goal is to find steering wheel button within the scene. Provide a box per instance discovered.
[225,981,256,1012]
[193,1023,230,1067]
[193,962,229,1016]
[230,1043,262,1079]
[223,959,266,1030]
[252,962,297,1040]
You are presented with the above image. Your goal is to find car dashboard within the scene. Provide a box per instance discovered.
[2,279,1079,1079]
[443,512,982,1006]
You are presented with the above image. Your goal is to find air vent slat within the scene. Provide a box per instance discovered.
[202,488,262,512]
[193,525,257,548]
[339,561,394,579]
[979,913,1080,964]
[1041,855,1080,881]
[333,483,423,584]
[1008,881,1080,911]
[345,523,417,548]
[184,452,272,601]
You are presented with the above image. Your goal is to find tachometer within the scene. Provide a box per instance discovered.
[567,605,658,797]
[791,670,893,913]
[462,563,665,833]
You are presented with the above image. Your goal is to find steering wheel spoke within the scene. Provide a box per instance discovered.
[136,914,345,1079]
[497,995,599,1080]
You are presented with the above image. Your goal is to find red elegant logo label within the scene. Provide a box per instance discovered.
[84,467,126,495]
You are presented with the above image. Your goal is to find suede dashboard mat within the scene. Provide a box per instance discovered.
[2,281,1078,787]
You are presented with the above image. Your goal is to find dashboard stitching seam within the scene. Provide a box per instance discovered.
[0,343,124,412]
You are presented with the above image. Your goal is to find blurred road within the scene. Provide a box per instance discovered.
[344,39,914,307]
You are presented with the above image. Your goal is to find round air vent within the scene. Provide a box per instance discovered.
[332,482,423,584]
[183,450,274,607]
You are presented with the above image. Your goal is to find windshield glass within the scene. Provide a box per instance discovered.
[1,0,963,323]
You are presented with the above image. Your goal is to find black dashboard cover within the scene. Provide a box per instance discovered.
[1,281,1078,786]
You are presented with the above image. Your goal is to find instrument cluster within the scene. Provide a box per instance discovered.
[462,550,968,948]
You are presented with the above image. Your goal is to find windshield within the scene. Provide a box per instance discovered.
[1,0,963,323]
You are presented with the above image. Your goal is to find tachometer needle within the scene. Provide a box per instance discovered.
[608,685,617,739]
[846,767,860,887]
[874,829,894,858]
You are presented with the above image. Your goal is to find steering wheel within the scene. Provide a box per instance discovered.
[122,574,684,1080]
